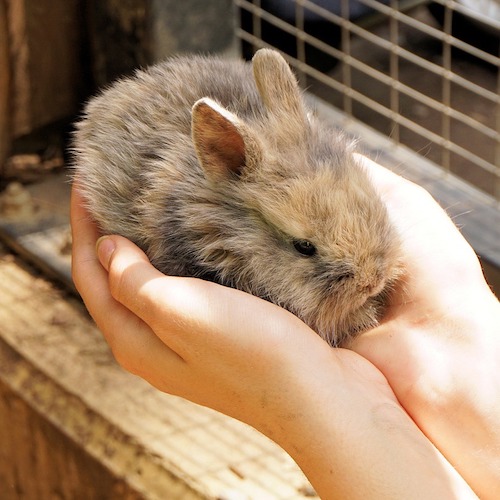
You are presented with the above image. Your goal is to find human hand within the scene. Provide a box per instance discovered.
[71,183,476,499]
[350,155,500,498]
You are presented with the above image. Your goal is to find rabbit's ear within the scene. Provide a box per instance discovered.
[252,49,307,132]
[192,98,261,181]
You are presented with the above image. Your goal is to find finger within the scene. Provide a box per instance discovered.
[69,184,131,328]
[97,234,227,350]
[95,234,193,344]
[355,154,421,197]
[98,234,316,359]
[70,183,111,304]
[70,182,100,273]
[70,185,185,380]
[96,234,172,323]
[71,185,153,349]
[70,183,138,339]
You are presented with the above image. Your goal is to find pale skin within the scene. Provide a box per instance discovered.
[71,156,500,499]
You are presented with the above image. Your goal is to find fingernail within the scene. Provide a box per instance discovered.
[96,236,115,271]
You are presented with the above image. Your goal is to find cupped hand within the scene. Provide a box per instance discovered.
[351,155,500,498]
[70,182,381,432]
[71,182,476,499]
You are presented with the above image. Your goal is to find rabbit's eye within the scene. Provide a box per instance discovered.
[293,239,316,257]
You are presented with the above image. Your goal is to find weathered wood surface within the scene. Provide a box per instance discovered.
[0,245,315,499]
[0,0,10,169]
[4,0,85,138]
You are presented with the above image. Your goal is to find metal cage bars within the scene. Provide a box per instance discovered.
[235,0,500,202]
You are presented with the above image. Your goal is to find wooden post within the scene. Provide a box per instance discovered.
[2,0,85,140]
[0,0,11,169]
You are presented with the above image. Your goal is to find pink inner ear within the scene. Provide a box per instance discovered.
[208,121,246,176]
[193,101,246,179]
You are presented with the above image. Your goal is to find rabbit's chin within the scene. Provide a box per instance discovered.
[305,292,387,348]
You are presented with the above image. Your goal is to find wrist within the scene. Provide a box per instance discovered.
[372,282,500,498]
[254,349,475,499]
[415,289,500,498]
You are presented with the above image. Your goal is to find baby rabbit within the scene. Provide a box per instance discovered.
[73,48,401,347]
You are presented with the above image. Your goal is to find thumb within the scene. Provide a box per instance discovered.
[94,235,211,349]
[96,235,117,271]
[96,235,159,279]
[95,235,166,304]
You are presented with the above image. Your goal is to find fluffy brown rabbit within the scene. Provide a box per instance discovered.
[73,48,402,346]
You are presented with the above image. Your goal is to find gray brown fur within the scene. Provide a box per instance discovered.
[73,49,401,346]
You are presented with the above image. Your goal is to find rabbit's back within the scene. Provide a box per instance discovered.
[74,56,263,240]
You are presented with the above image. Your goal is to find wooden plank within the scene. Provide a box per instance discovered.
[6,0,84,138]
[5,0,30,137]
[0,0,10,167]
[0,172,74,290]
[0,377,145,499]
[0,246,315,499]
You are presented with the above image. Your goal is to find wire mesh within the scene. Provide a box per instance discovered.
[235,0,500,202]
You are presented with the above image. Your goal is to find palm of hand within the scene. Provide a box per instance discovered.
[72,156,499,497]
[351,157,500,497]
